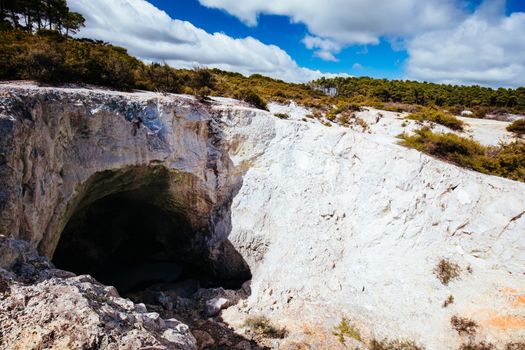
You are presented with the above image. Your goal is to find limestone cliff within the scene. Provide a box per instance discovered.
[1,83,525,350]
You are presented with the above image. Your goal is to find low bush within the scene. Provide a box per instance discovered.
[459,342,495,350]
[370,339,424,350]
[236,89,268,110]
[356,117,369,131]
[443,295,454,308]
[451,316,478,336]
[332,316,361,345]
[434,259,461,285]
[507,119,525,136]
[274,113,290,119]
[399,128,525,183]
[244,316,287,339]
[195,87,211,103]
[407,107,464,131]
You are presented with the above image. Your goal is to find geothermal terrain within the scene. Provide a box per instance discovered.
[1,83,525,350]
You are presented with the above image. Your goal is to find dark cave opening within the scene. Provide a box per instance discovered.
[52,168,251,295]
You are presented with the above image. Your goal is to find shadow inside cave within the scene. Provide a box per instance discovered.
[51,164,268,349]
[52,165,251,293]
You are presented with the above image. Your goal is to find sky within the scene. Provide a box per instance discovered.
[68,0,525,88]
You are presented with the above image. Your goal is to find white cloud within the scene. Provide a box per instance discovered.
[198,0,463,59]
[68,0,345,82]
[302,36,341,61]
[406,1,525,88]
[352,63,364,70]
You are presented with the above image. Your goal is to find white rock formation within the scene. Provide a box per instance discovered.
[218,103,525,350]
[268,102,520,146]
[1,83,525,349]
[354,107,518,146]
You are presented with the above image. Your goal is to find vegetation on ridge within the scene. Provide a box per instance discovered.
[399,128,525,182]
[312,76,525,115]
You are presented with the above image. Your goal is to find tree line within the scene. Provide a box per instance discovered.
[311,77,525,113]
[0,0,85,36]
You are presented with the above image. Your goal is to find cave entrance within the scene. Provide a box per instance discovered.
[52,166,251,295]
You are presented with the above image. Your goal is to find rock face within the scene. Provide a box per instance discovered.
[0,235,196,349]
[2,83,525,349]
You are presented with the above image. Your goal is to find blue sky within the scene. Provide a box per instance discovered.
[147,0,410,80]
[69,0,525,87]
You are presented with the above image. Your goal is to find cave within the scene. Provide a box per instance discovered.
[52,166,251,295]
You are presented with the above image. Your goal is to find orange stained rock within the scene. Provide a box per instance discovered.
[501,287,518,294]
[486,315,525,329]
[512,294,525,308]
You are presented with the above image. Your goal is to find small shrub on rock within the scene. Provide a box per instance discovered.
[332,316,361,345]
[244,315,287,339]
[274,113,290,119]
[443,295,454,308]
[435,259,461,285]
[459,341,495,350]
[356,117,369,131]
[370,339,424,350]
[451,316,478,336]
[236,89,268,110]
[195,87,211,103]
[507,119,525,136]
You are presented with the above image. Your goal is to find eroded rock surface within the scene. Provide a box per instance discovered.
[2,83,525,350]
[0,235,196,350]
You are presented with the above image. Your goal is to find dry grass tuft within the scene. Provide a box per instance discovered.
[244,315,287,339]
[435,259,461,285]
[451,316,478,336]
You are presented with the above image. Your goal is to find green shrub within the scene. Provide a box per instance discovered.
[190,67,215,90]
[274,113,290,119]
[332,316,361,345]
[311,76,525,115]
[407,107,464,131]
[195,87,211,103]
[507,119,525,136]
[137,63,182,93]
[236,88,268,110]
[399,128,525,183]
[399,128,485,168]
[326,109,338,121]
[243,315,287,339]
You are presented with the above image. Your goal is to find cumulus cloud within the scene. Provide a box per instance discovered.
[406,1,525,87]
[198,0,463,59]
[68,0,344,82]
[302,36,341,62]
